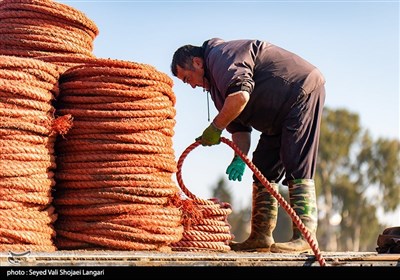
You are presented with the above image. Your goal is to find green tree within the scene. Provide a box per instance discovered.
[316,107,361,250]
[316,107,400,251]
[359,136,400,212]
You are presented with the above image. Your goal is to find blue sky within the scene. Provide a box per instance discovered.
[59,1,399,224]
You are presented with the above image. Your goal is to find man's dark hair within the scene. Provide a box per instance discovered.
[171,44,203,77]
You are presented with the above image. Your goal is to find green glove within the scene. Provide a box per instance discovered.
[196,123,222,146]
[226,155,246,181]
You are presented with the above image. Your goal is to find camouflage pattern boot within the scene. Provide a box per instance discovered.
[229,182,278,252]
[270,179,318,253]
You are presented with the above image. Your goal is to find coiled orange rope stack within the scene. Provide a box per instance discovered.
[0,0,98,72]
[0,0,236,253]
[0,0,97,253]
[53,58,184,251]
[171,141,234,252]
[0,55,68,252]
[170,197,234,252]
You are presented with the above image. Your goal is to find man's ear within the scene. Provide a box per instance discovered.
[192,57,203,69]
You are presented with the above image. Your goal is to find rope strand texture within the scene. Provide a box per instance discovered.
[53,58,184,251]
[171,156,235,252]
[0,0,98,59]
[0,55,62,252]
[0,0,96,252]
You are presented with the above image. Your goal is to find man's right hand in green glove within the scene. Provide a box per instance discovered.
[196,122,222,146]
[226,155,246,181]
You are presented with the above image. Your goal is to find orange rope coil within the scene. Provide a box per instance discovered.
[0,0,98,59]
[0,0,96,252]
[171,144,235,252]
[53,58,184,251]
[1,0,234,254]
[0,55,64,252]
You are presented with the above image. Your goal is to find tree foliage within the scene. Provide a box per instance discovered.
[316,107,399,251]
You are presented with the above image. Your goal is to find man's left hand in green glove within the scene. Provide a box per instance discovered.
[196,122,222,146]
[226,155,246,181]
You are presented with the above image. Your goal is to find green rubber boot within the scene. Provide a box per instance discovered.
[229,182,278,252]
[270,179,318,253]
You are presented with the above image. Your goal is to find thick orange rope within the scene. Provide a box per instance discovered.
[170,149,235,252]
[0,55,65,252]
[0,0,96,252]
[1,0,234,254]
[0,0,97,59]
[53,58,184,251]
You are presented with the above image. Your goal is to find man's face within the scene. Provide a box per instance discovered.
[176,57,210,91]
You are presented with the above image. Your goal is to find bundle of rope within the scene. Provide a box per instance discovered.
[0,0,98,63]
[53,58,184,251]
[38,55,102,75]
[171,141,234,252]
[0,55,70,252]
[170,196,234,252]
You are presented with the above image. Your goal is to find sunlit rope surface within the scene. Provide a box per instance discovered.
[0,0,98,253]
[0,56,64,252]
[0,0,237,253]
[172,141,235,252]
[0,0,97,60]
[53,58,185,251]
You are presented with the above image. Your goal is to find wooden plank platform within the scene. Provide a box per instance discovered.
[0,250,399,267]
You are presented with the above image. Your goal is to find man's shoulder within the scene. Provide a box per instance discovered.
[207,38,225,47]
